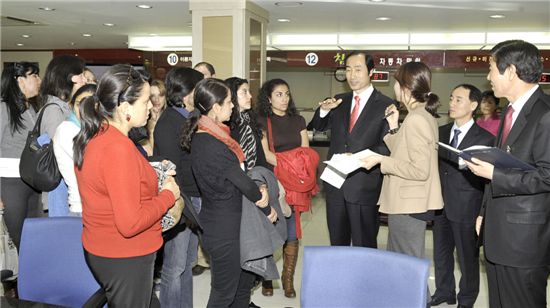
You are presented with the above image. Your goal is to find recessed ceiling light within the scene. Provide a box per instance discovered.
[16,43,24,46]
[274,2,303,7]
[369,0,386,2]
[149,33,158,36]
[277,18,291,22]
[38,7,55,11]
[136,4,152,9]
[82,33,92,37]
[376,17,391,21]
[490,14,505,19]
[69,42,76,46]
[21,34,31,38]
[103,23,115,27]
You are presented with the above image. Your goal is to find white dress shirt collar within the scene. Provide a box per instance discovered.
[352,85,374,115]
[508,84,539,126]
[450,118,474,147]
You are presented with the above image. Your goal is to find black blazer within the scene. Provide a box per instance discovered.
[153,107,200,197]
[308,89,393,204]
[481,87,550,267]
[438,122,494,223]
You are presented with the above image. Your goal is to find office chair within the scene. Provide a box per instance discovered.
[18,217,105,307]
[301,246,430,308]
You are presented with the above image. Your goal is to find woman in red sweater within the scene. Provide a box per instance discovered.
[73,64,180,307]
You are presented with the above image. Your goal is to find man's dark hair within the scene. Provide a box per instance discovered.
[453,84,482,103]
[193,62,216,76]
[491,40,542,84]
[345,51,375,74]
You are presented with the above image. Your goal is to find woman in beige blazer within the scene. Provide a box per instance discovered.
[361,61,443,259]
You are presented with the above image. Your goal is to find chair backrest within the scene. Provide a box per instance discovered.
[18,217,101,307]
[301,246,430,308]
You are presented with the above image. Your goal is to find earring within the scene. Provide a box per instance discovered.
[126,114,131,122]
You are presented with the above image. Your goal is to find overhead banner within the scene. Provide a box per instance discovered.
[267,50,550,69]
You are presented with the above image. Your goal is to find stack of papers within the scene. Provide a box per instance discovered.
[320,149,380,188]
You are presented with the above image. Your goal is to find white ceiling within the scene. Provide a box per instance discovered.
[1,0,550,51]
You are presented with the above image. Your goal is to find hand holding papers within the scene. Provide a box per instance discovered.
[320,149,381,188]
[438,142,535,171]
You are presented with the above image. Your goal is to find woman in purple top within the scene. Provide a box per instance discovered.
[476,90,500,136]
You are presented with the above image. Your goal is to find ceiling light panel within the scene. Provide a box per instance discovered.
[270,34,337,45]
[410,33,485,45]
[339,33,409,45]
[128,35,192,51]
[486,32,550,44]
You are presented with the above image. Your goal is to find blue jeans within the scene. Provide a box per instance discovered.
[47,179,69,217]
[286,210,297,241]
[159,197,201,308]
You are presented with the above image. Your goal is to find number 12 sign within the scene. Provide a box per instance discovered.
[305,53,319,66]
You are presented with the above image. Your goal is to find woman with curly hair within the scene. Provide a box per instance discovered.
[256,78,318,298]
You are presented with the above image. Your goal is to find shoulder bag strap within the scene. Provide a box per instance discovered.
[32,103,58,135]
[267,116,276,153]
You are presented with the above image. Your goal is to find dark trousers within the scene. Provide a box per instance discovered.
[202,235,256,308]
[326,192,379,248]
[85,251,160,308]
[432,212,479,307]
[1,177,41,250]
[485,258,550,308]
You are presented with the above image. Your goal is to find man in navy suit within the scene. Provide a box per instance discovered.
[466,40,550,308]
[308,51,393,248]
[431,84,494,308]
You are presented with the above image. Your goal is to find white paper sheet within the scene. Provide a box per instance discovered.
[324,149,380,175]
[320,165,346,189]
[320,149,381,189]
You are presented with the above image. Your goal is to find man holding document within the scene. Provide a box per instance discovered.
[431,84,494,308]
[465,40,550,308]
[308,51,393,248]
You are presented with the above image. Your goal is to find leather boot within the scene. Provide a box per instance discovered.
[261,280,273,296]
[281,240,299,298]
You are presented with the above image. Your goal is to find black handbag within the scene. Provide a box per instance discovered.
[19,103,62,192]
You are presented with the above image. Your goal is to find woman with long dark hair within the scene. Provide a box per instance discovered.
[0,62,42,250]
[73,64,180,307]
[39,55,87,138]
[181,78,276,307]
[153,67,203,308]
[256,78,318,298]
[225,77,267,170]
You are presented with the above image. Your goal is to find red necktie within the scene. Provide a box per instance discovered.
[500,105,514,146]
[349,95,360,132]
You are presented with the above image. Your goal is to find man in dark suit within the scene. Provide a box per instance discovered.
[308,51,393,247]
[466,40,550,308]
[431,84,494,308]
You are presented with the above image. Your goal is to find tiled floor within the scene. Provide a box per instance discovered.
[192,194,549,308]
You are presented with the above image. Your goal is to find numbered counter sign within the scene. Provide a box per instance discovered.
[305,52,319,66]
[167,53,179,66]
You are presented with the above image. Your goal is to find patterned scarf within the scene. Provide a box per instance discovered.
[238,112,258,170]
[198,115,245,164]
